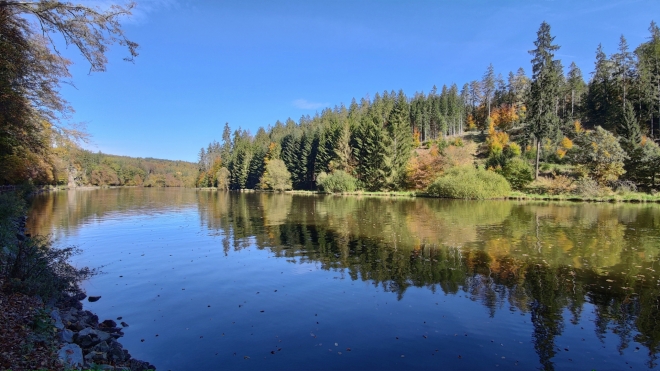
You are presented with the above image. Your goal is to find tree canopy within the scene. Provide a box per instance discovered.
[0,0,137,184]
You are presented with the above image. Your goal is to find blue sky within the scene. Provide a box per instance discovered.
[57,0,660,162]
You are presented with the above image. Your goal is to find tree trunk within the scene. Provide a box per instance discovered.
[535,139,541,179]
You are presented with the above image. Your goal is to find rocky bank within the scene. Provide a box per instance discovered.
[51,293,156,371]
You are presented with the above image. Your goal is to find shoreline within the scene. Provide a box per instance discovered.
[0,192,156,371]
[195,187,660,203]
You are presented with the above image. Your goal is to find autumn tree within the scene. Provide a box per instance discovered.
[0,0,137,184]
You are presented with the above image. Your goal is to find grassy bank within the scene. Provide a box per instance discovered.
[508,191,660,203]
[196,187,660,203]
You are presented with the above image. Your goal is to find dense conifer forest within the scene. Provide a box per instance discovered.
[196,21,660,198]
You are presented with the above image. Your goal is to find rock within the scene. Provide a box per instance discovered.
[101,319,117,328]
[76,334,96,348]
[88,296,102,302]
[58,343,83,368]
[130,359,156,371]
[50,309,64,330]
[108,341,126,362]
[68,321,85,332]
[92,341,111,353]
[75,328,112,348]
[59,328,74,343]
[84,350,107,363]
[61,308,77,324]
[79,327,112,342]
[74,292,87,301]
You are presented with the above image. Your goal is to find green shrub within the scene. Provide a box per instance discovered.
[499,157,534,190]
[316,170,358,193]
[426,166,511,199]
[259,159,292,191]
[569,126,627,185]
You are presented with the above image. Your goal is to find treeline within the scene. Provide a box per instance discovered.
[59,150,197,187]
[197,21,660,194]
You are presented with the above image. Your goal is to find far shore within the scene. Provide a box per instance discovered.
[194,187,660,204]
[35,184,660,203]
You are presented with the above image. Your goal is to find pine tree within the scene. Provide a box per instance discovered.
[618,101,642,153]
[613,35,635,109]
[221,123,232,164]
[527,21,562,179]
[482,63,496,119]
[387,90,413,188]
[566,62,586,118]
[635,21,660,138]
[584,44,616,130]
[352,117,391,191]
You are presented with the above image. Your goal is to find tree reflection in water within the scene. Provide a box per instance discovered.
[29,190,660,370]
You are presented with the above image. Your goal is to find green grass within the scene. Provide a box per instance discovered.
[508,190,660,203]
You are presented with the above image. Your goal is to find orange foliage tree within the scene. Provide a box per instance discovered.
[405,146,446,190]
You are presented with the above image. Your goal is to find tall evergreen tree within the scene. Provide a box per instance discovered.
[566,62,586,119]
[352,117,391,191]
[613,35,635,109]
[635,21,660,138]
[618,101,642,153]
[527,21,562,179]
[387,90,413,188]
[482,63,496,119]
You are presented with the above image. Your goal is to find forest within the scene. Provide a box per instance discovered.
[196,21,660,198]
[59,150,197,187]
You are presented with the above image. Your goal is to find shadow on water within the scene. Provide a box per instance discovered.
[30,190,660,370]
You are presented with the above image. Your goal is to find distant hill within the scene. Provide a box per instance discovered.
[61,150,198,187]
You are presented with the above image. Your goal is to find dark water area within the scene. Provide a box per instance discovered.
[28,188,660,370]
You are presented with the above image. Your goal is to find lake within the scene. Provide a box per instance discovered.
[28,188,660,370]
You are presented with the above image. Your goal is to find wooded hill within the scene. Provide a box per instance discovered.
[197,21,660,196]
[61,150,197,187]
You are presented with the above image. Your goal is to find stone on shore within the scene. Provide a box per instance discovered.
[58,343,84,368]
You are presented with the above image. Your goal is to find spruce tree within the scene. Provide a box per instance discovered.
[584,44,617,130]
[482,63,496,118]
[566,62,586,118]
[527,21,561,179]
[618,101,642,153]
[387,90,413,188]
[352,117,391,191]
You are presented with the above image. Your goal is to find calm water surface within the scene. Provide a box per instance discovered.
[28,188,660,370]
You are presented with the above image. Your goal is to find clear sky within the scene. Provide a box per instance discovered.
[57,0,660,163]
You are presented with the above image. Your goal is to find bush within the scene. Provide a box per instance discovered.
[573,177,604,198]
[500,158,534,190]
[526,175,574,195]
[569,126,627,184]
[317,170,358,193]
[426,166,511,199]
[2,237,94,299]
[259,159,292,191]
